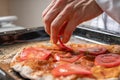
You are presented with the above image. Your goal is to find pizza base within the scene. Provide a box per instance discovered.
[10,43,120,80]
[11,52,95,80]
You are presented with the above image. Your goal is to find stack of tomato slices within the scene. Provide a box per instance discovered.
[19,46,120,77]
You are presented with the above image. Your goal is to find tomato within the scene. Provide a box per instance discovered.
[58,35,73,51]
[76,56,94,70]
[20,47,51,61]
[95,53,120,68]
[54,52,83,63]
[52,63,92,77]
[79,47,107,56]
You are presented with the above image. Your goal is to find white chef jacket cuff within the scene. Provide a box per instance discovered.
[95,0,120,24]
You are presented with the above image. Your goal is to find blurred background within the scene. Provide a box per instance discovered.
[0,0,50,27]
[0,0,120,33]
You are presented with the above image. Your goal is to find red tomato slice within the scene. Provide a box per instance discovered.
[95,53,120,68]
[52,63,92,77]
[76,56,94,70]
[57,23,73,52]
[20,47,51,61]
[54,52,83,63]
[79,47,107,56]
[58,35,73,52]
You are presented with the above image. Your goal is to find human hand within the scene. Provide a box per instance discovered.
[42,0,103,44]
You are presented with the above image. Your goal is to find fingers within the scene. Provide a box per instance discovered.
[43,0,66,35]
[62,22,76,43]
[51,21,67,44]
[43,8,60,34]
[42,0,57,34]
[62,12,82,43]
[42,0,103,44]
[42,0,56,17]
[50,5,73,43]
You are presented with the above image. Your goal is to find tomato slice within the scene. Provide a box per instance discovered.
[58,35,73,52]
[20,47,51,61]
[95,53,120,68]
[52,63,92,77]
[57,23,73,52]
[54,52,83,63]
[76,56,94,70]
[79,47,107,56]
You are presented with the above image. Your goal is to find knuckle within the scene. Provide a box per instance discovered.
[52,8,60,14]
[43,16,51,25]
[57,0,62,3]
[51,23,60,34]
[57,0,64,4]
[58,13,65,19]
[65,4,73,11]
[65,6,71,11]
[51,23,57,30]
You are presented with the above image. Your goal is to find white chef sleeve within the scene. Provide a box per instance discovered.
[95,0,120,24]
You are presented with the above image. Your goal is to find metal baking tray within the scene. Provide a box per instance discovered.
[73,27,120,44]
[1,26,120,46]
[0,27,49,46]
[0,26,120,80]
